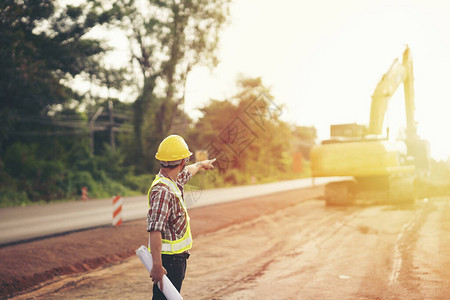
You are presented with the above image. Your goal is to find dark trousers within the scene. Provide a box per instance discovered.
[152,253,189,300]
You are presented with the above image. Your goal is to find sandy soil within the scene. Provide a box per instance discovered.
[1,187,321,299]
[4,190,450,299]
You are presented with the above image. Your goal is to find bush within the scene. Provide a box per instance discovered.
[95,144,129,181]
[124,174,156,194]
[68,171,99,196]
[67,171,137,199]
[0,187,30,208]
[98,171,136,197]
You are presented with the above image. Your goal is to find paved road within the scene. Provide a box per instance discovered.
[0,177,340,245]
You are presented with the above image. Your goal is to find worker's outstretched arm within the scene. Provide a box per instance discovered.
[186,158,216,176]
[149,231,167,291]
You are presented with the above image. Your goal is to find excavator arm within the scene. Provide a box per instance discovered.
[402,47,417,141]
[367,46,416,140]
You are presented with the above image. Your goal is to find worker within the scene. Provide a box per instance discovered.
[147,134,215,299]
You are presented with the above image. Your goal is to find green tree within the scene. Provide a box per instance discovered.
[188,77,301,185]
[114,0,230,173]
[0,0,128,204]
[291,125,317,160]
[0,0,118,144]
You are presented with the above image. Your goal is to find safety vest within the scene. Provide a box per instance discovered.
[147,175,193,254]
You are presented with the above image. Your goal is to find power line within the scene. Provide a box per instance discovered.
[9,107,131,139]
[12,130,87,136]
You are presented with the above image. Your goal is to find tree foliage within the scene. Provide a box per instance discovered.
[0,0,119,143]
[0,1,318,206]
[0,0,132,205]
[187,77,315,186]
[114,0,230,173]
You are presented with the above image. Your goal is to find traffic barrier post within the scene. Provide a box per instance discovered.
[112,195,123,226]
[81,187,88,201]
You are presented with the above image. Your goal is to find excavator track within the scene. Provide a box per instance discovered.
[325,175,415,206]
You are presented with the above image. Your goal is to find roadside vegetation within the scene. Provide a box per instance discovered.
[4,1,446,207]
[0,0,315,207]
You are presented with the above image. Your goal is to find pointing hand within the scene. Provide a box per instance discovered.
[202,158,216,170]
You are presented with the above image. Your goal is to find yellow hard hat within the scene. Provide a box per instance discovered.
[155,135,193,161]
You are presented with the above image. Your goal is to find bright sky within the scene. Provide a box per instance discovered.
[181,0,450,161]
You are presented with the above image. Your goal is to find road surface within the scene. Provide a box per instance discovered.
[12,194,450,299]
[0,177,338,245]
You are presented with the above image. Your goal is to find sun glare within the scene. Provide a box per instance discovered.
[183,0,450,161]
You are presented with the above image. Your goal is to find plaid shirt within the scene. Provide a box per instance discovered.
[147,168,192,241]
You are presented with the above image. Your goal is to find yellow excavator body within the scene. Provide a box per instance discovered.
[310,46,429,205]
[311,139,415,178]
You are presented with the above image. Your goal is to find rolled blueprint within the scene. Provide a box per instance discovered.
[136,245,183,300]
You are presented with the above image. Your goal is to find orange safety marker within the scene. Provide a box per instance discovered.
[112,195,123,226]
[81,187,88,201]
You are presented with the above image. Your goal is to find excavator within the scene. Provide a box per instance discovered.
[310,46,430,205]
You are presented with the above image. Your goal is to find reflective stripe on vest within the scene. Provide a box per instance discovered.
[148,175,192,254]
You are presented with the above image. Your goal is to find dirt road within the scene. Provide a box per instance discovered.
[10,194,450,299]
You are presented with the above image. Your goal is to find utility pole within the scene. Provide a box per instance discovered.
[89,106,104,156]
[108,100,116,151]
